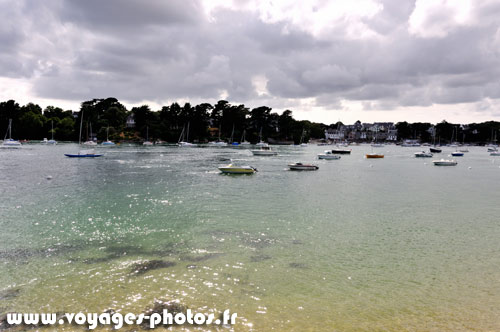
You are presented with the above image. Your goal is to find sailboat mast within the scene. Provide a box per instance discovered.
[78,110,84,145]
[51,120,54,140]
[9,119,12,139]
[187,122,190,142]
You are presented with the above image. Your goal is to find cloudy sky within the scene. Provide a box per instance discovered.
[1,0,499,124]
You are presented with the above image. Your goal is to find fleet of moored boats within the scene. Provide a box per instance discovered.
[3,118,500,173]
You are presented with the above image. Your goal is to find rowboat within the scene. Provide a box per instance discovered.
[430,147,442,153]
[218,164,257,174]
[451,151,464,157]
[433,159,457,166]
[288,163,319,171]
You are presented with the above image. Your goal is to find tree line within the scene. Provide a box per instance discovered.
[0,98,325,144]
[1,97,499,144]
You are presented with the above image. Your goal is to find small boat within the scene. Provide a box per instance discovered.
[371,143,384,147]
[288,163,319,171]
[83,140,97,146]
[101,127,115,146]
[318,151,341,160]
[451,151,464,157]
[415,151,433,158]
[331,148,351,154]
[2,119,22,148]
[251,146,277,156]
[143,126,153,145]
[240,130,250,145]
[433,159,457,166]
[45,120,57,144]
[490,152,500,156]
[430,147,442,153]
[218,164,257,174]
[209,140,228,146]
[178,123,195,146]
[487,147,498,152]
[366,153,384,158]
[65,149,103,158]
[458,148,469,153]
[83,122,96,145]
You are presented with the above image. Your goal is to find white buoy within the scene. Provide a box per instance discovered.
[468,166,472,170]
[46,175,53,180]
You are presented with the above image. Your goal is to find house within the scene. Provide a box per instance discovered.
[126,114,135,128]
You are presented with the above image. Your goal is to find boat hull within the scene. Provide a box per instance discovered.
[289,164,319,171]
[218,166,256,174]
[331,149,351,154]
[430,148,442,153]
[65,154,103,158]
[433,160,457,166]
[251,151,277,156]
[366,154,384,158]
[318,154,341,160]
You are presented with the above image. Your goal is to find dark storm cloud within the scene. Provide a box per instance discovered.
[1,0,500,111]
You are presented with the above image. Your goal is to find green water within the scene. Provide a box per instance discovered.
[1,144,499,331]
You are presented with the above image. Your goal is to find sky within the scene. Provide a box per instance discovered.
[1,0,499,125]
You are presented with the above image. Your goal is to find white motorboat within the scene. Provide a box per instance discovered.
[433,159,457,166]
[415,151,433,158]
[2,119,22,148]
[288,162,319,171]
[218,164,257,174]
[251,146,277,156]
[371,143,384,147]
[490,152,500,156]
[318,151,341,160]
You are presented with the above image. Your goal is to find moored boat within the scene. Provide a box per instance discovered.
[366,153,384,158]
[490,152,500,156]
[433,159,457,166]
[288,163,319,171]
[251,146,277,156]
[218,164,257,174]
[451,151,464,157]
[65,149,103,158]
[430,147,442,153]
[415,151,433,158]
[331,148,351,154]
[2,119,22,148]
[318,151,341,160]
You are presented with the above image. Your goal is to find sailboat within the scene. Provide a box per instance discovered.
[230,124,239,146]
[47,120,57,144]
[430,128,441,153]
[178,123,195,146]
[143,126,153,145]
[210,125,227,146]
[487,129,498,152]
[371,126,383,147]
[366,144,384,158]
[2,119,22,148]
[83,123,97,146]
[256,127,267,147]
[101,127,115,146]
[299,129,308,147]
[65,110,103,157]
[240,129,250,145]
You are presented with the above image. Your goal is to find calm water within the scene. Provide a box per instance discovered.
[1,144,499,331]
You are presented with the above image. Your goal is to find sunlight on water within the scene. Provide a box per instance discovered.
[1,144,499,331]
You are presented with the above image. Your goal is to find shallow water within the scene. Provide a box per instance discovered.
[1,143,499,331]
